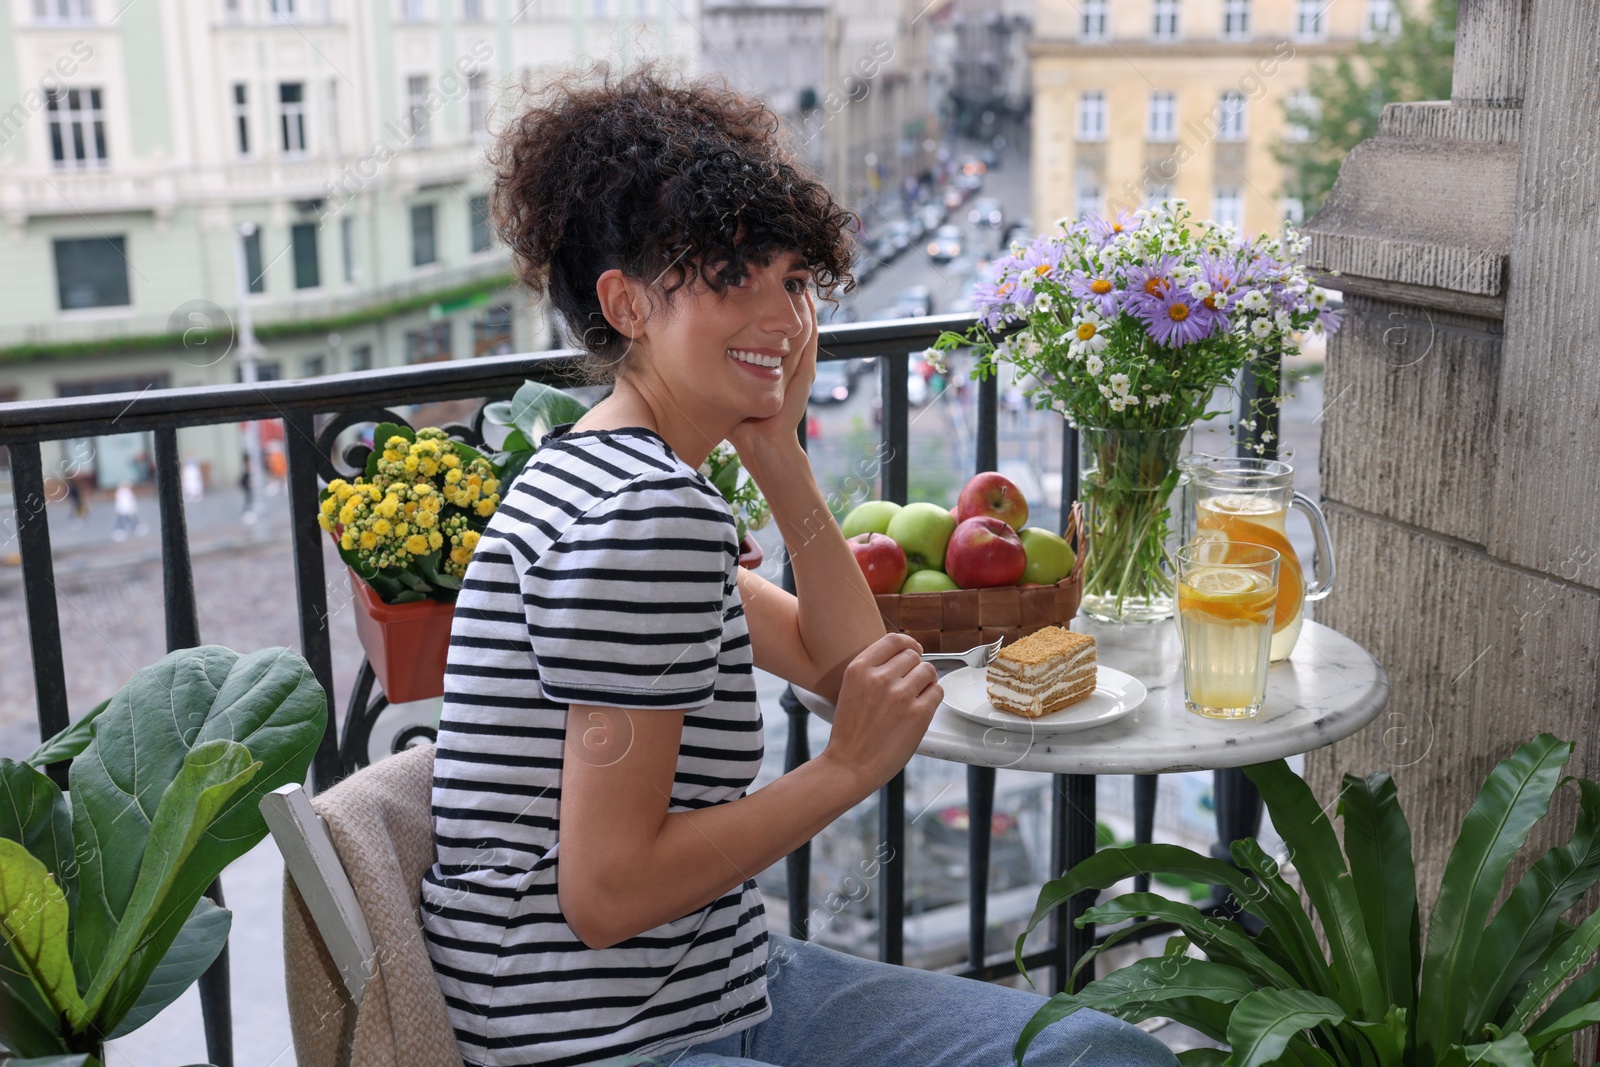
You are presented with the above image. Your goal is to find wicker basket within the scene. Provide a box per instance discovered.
[873,502,1087,653]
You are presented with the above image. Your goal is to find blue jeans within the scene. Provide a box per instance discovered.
[631,934,1178,1067]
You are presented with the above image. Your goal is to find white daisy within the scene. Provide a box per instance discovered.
[1189,280,1213,300]
[1085,353,1105,376]
[1251,318,1274,339]
[1098,383,1113,398]
[1109,373,1132,397]
[1109,396,1127,412]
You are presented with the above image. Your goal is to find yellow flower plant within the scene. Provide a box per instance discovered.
[318,423,502,604]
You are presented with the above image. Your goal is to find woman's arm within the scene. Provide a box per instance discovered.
[558,633,939,950]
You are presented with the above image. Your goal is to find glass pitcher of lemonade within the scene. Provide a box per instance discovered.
[1178,454,1336,661]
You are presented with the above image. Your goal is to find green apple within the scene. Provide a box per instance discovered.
[901,568,959,592]
[1018,527,1075,585]
[840,499,902,538]
[886,501,959,572]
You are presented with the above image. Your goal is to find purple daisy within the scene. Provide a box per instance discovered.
[1122,255,1180,313]
[1084,209,1141,245]
[1015,237,1062,288]
[1134,285,1216,347]
[1067,268,1122,318]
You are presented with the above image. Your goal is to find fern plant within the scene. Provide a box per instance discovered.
[1015,734,1600,1067]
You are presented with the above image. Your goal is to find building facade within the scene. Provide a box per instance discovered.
[0,0,698,488]
[1029,0,1397,234]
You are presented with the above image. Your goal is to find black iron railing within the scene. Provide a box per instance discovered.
[0,313,1278,1065]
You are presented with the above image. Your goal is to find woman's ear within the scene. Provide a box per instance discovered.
[595,268,643,340]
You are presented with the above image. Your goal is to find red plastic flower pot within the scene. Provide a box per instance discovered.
[347,568,456,704]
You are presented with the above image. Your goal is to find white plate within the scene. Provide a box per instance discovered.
[940,664,1147,735]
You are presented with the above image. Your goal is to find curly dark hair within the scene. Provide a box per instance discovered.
[490,58,858,382]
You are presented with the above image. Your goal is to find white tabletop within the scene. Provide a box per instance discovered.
[791,617,1389,775]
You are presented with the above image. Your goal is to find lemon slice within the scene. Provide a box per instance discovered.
[1187,529,1231,565]
[1180,567,1276,623]
[1186,567,1266,598]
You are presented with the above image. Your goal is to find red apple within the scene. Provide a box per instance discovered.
[956,471,1029,531]
[944,516,1028,589]
[848,532,909,595]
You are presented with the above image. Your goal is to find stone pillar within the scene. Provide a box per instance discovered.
[1302,0,1599,914]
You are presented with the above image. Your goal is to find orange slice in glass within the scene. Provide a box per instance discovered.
[1198,514,1304,632]
[1179,567,1277,624]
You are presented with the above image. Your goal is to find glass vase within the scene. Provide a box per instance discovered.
[1076,424,1191,623]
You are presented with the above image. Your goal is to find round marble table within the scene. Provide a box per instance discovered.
[792,618,1390,774]
[789,615,1389,992]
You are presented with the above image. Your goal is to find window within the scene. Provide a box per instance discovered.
[46,88,107,168]
[232,84,250,157]
[1294,0,1325,40]
[1281,197,1305,224]
[406,75,430,147]
[340,216,355,283]
[1221,0,1250,39]
[1076,91,1106,142]
[473,305,514,355]
[1151,0,1178,40]
[463,0,484,17]
[1363,0,1396,39]
[279,82,307,155]
[1144,181,1171,206]
[411,203,437,266]
[54,236,130,310]
[1217,91,1247,141]
[400,0,426,19]
[467,72,487,141]
[302,354,325,377]
[634,0,649,17]
[269,0,296,18]
[1212,187,1242,229]
[469,194,492,253]
[405,322,453,362]
[324,78,340,155]
[1081,0,1106,38]
[33,0,94,22]
[242,227,265,293]
[291,222,320,289]
[590,0,606,18]
[1074,170,1102,220]
[233,360,280,383]
[1284,90,1318,142]
[223,0,240,19]
[1147,91,1176,141]
[349,344,373,371]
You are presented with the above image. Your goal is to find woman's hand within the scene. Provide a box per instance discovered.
[727,290,818,461]
[820,633,942,793]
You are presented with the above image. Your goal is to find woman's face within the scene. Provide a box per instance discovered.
[603,250,812,429]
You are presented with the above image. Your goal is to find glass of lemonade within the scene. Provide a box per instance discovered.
[1178,454,1336,662]
[1176,541,1280,719]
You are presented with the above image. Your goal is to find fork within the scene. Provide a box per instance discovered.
[919,636,1005,669]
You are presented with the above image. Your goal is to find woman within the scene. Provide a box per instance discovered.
[420,60,1177,1067]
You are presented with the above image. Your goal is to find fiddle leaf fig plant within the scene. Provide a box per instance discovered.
[0,645,327,1058]
[1016,734,1600,1067]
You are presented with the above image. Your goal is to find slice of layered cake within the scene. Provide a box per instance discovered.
[986,626,1097,718]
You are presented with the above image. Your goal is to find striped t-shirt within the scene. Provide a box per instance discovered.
[419,424,771,1067]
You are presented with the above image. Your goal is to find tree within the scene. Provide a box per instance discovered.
[1277,0,1457,215]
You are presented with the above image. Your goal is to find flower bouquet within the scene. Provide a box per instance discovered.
[701,441,772,551]
[933,200,1339,622]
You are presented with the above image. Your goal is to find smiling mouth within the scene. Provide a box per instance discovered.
[728,349,784,369]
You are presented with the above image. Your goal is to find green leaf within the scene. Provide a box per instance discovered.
[1017,843,1265,983]
[1176,1050,1228,1067]
[1440,1033,1537,1067]
[1226,988,1346,1067]
[1524,1000,1600,1052]
[80,739,258,1023]
[1506,906,1600,1032]
[501,380,591,448]
[1337,771,1420,1019]
[1,937,72,1056]
[1079,892,1298,990]
[1,1057,105,1067]
[1246,760,1385,1022]
[1231,838,1340,1003]
[492,448,533,485]
[67,647,326,1014]
[1418,734,1573,1062]
[104,896,230,1039]
[1016,957,1259,1063]
[365,422,415,478]
[499,428,530,453]
[0,759,75,913]
[25,699,111,768]
[1466,778,1600,1035]
[0,839,90,1031]
[1349,1005,1408,1067]
[1527,958,1600,1037]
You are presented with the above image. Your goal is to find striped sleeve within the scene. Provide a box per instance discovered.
[522,471,737,709]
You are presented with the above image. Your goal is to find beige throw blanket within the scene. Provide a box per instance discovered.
[281,743,462,1067]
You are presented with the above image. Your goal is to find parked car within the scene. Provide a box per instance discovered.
[926,224,963,262]
[968,196,1004,228]
[1001,217,1034,249]
[917,202,946,232]
[943,186,965,210]
[895,285,934,317]
[955,173,984,195]
[979,147,999,169]
[809,360,852,404]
